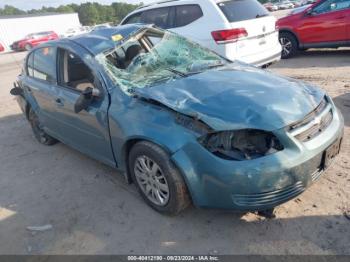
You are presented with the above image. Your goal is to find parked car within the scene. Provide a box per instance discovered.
[290,0,302,7]
[276,2,290,9]
[301,0,318,5]
[278,1,294,10]
[11,25,344,215]
[120,0,282,67]
[0,43,4,52]
[11,31,59,51]
[277,0,350,58]
[264,2,279,11]
[60,27,90,38]
[281,1,296,8]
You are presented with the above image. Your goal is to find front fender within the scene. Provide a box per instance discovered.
[108,93,201,172]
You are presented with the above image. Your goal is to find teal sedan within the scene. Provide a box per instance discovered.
[11,25,343,215]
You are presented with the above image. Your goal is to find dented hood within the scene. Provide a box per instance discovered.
[135,66,325,131]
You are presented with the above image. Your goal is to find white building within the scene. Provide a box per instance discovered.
[0,13,81,52]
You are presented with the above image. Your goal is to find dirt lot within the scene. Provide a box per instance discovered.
[0,47,349,255]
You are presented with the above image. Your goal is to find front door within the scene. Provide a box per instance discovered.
[52,47,115,166]
[298,0,350,44]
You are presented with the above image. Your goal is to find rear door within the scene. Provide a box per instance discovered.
[37,32,51,44]
[24,46,62,138]
[297,0,350,43]
[30,33,45,47]
[169,4,204,32]
[140,7,172,29]
[217,0,279,57]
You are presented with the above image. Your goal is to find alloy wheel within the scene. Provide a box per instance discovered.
[25,44,32,51]
[134,155,170,206]
[280,37,292,57]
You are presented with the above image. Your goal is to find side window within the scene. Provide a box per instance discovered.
[123,12,142,24]
[32,47,57,82]
[141,7,171,29]
[313,0,350,14]
[26,52,34,77]
[58,48,95,92]
[174,5,203,28]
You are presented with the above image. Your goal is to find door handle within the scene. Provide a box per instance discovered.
[55,98,64,107]
[335,16,345,19]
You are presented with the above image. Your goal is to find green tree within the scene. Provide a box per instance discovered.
[67,4,80,13]
[0,2,141,26]
[0,5,26,15]
[40,6,57,13]
[112,2,140,23]
[56,5,75,13]
[78,3,100,25]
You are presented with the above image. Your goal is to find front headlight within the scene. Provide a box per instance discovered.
[198,129,284,161]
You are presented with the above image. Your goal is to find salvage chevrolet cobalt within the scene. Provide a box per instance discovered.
[11,25,343,215]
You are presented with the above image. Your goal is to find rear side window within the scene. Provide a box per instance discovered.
[218,0,269,22]
[32,47,57,82]
[123,12,142,24]
[141,7,171,28]
[174,5,203,27]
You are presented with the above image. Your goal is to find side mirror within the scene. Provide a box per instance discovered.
[10,82,23,96]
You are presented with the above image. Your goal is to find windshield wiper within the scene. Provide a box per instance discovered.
[186,62,227,76]
[165,68,188,77]
[206,63,226,69]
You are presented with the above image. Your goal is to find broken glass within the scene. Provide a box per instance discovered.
[96,29,227,93]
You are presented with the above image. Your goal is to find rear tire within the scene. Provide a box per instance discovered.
[28,108,58,146]
[279,32,298,59]
[24,44,32,51]
[129,141,190,215]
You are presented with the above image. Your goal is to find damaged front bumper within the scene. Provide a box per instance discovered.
[171,107,344,211]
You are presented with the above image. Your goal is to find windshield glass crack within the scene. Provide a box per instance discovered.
[96,28,227,93]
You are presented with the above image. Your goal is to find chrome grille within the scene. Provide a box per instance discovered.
[288,97,333,142]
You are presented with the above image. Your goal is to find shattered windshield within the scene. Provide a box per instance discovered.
[96,28,227,93]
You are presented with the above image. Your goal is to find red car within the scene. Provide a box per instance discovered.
[277,0,350,58]
[0,43,4,52]
[11,31,59,51]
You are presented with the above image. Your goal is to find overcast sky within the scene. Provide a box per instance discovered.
[0,0,155,10]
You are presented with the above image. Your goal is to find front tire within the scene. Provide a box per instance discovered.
[28,108,58,145]
[279,32,298,59]
[129,141,190,215]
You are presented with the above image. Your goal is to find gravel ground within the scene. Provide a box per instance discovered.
[0,46,349,255]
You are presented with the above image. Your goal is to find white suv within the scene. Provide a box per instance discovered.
[120,0,282,67]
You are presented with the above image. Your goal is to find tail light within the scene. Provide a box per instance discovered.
[211,28,248,44]
[275,23,279,31]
